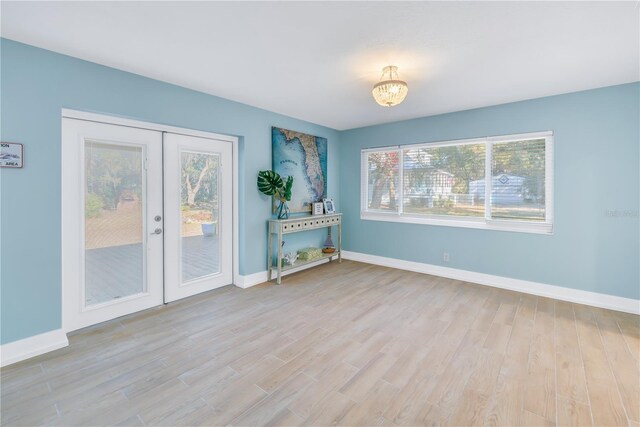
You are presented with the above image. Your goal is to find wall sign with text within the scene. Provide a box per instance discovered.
[0,142,24,168]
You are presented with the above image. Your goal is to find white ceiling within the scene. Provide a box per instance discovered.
[2,1,638,130]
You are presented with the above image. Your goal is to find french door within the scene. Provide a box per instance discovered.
[163,133,233,302]
[62,118,233,332]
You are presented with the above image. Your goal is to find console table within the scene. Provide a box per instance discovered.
[267,213,342,284]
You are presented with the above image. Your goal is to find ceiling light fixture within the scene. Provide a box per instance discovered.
[372,65,408,107]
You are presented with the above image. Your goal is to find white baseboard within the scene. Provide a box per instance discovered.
[234,270,268,289]
[235,258,333,289]
[342,251,640,315]
[1,329,69,368]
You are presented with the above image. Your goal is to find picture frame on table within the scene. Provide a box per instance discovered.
[312,202,324,215]
[323,198,335,214]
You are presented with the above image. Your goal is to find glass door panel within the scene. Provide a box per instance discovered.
[84,141,145,307]
[180,151,220,282]
[164,133,233,303]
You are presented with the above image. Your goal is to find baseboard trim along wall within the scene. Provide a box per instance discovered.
[342,251,640,315]
[235,258,333,289]
[1,329,69,368]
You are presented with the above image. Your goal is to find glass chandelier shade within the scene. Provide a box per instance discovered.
[372,65,408,107]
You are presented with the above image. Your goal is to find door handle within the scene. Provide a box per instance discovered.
[151,228,163,235]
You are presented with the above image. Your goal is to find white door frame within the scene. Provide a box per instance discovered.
[61,109,240,334]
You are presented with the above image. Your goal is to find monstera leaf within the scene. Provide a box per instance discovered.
[257,170,284,196]
[282,176,294,201]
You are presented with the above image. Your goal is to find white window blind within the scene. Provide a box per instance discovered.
[403,143,486,217]
[361,131,553,234]
[490,138,546,221]
[363,149,401,212]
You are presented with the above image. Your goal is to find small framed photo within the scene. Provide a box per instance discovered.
[312,202,324,215]
[323,198,335,214]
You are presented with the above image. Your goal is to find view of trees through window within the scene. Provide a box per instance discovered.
[180,152,219,238]
[367,151,399,211]
[364,136,548,223]
[180,151,220,282]
[85,143,142,216]
[84,141,144,250]
[403,143,485,217]
[491,139,545,220]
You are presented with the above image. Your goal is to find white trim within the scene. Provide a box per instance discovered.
[62,109,237,144]
[234,271,268,289]
[360,131,553,153]
[342,251,640,315]
[487,130,553,143]
[360,211,553,234]
[397,148,404,215]
[362,146,400,153]
[401,136,488,150]
[545,133,554,224]
[232,136,239,292]
[234,258,333,289]
[1,329,69,367]
[360,152,368,211]
[485,140,493,220]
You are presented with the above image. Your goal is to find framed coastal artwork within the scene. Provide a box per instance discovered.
[272,127,327,213]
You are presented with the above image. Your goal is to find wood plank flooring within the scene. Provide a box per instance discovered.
[1,260,639,426]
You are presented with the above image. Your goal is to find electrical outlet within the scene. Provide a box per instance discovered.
[443,252,450,262]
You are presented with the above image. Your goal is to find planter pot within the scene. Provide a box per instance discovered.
[201,223,216,236]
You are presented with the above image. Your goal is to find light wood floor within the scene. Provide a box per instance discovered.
[1,261,639,426]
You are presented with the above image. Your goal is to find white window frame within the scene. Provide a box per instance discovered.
[360,131,554,235]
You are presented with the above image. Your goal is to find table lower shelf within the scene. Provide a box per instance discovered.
[269,251,340,274]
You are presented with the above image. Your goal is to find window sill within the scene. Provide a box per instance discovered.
[360,211,553,235]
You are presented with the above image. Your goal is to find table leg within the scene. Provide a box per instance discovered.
[327,227,332,263]
[338,222,342,263]
[267,228,273,282]
[277,228,283,284]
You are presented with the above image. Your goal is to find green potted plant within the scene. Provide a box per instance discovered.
[257,170,293,219]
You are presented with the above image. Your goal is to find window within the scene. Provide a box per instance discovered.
[365,150,400,212]
[361,131,553,234]
[403,142,486,218]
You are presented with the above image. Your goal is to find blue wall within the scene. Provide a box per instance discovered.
[0,39,341,344]
[2,38,638,346]
[339,83,640,300]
